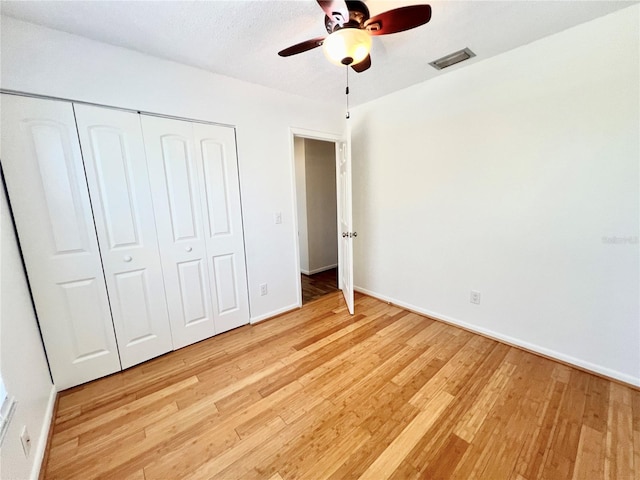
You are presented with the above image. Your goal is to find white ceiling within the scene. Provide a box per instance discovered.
[0,0,635,105]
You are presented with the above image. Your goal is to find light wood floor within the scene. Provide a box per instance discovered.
[301,268,338,305]
[43,292,639,479]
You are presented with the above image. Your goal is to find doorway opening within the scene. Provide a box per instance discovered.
[293,135,339,305]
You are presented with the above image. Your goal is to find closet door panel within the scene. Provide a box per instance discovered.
[141,115,215,348]
[177,260,208,320]
[212,253,240,313]
[59,278,114,357]
[202,141,231,237]
[194,123,250,333]
[0,94,121,390]
[75,105,172,368]
[159,135,197,241]
[84,126,140,247]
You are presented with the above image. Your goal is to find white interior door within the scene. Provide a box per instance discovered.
[141,115,216,348]
[193,122,250,333]
[0,94,121,390]
[337,140,354,314]
[74,105,173,368]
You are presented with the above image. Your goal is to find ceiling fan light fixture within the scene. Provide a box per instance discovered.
[322,28,371,66]
[429,47,476,70]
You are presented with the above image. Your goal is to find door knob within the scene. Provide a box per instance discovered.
[185,246,193,252]
[123,255,132,262]
[352,232,358,238]
[342,232,348,238]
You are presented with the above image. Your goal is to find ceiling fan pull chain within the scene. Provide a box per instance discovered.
[346,66,350,119]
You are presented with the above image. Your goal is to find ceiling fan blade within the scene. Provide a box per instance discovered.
[278,37,326,57]
[364,4,432,36]
[351,54,371,73]
[317,0,349,26]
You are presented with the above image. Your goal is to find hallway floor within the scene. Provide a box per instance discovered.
[301,267,338,304]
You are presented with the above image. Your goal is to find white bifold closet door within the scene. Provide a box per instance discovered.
[192,122,250,333]
[74,105,173,368]
[141,115,215,348]
[141,115,250,345]
[0,95,121,390]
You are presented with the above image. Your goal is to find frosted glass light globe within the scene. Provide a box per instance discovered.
[322,28,372,66]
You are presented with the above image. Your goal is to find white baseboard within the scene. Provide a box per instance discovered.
[301,264,338,276]
[355,286,640,388]
[250,303,300,325]
[31,384,56,480]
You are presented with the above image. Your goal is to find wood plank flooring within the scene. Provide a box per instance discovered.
[301,268,338,304]
[43,292,639,479]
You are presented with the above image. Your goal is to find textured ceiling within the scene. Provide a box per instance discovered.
[0,0,635,105]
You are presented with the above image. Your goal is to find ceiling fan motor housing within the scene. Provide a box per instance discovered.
[324,0,370,33]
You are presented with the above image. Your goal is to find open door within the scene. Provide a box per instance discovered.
[337,140,355,314]
[290,128,352,313]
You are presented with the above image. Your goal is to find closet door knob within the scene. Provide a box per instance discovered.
[185,246,193,252]
[123,255,132,262]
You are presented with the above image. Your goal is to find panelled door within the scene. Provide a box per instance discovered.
[141,115,216,348]
[0,94,121,390]
[193,122,250,333]
[338,140,354,314]
[74,105,173,368]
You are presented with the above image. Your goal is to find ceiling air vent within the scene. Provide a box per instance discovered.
[429,48,476,70]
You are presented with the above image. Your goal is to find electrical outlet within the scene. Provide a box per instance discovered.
[260,283,268,296]
[274,212,282,225]
[20,426,31,458]
[470,290,481,305]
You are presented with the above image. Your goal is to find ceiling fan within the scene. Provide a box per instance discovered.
[278,0,432,73]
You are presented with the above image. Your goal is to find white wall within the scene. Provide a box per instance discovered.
[0,180,55,480]
[351,6,640,386]
[304,139,338,274]
[294,137,310,273]
[0,16,344,323]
